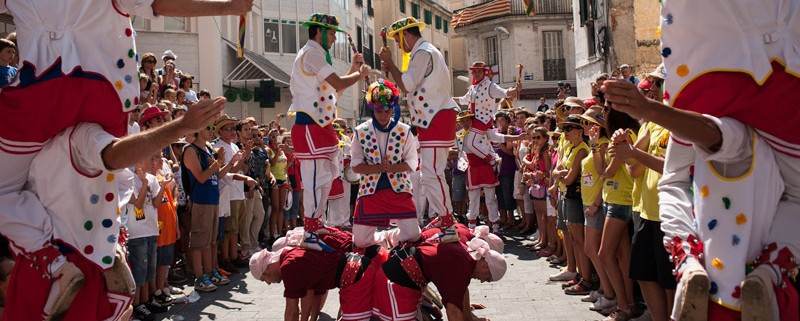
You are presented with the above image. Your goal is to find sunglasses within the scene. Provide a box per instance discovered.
[220,127,236,132]
[580,119,595,128]
[562,125,580,132]
[143,59,156,63]
[205,125,216,131]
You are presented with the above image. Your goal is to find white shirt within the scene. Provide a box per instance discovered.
[126,173,160,239]
[128,122,140,136]
[351,124,419,169]
[214,140,245,201]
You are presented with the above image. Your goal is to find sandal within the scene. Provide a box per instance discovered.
[536,249,554,257]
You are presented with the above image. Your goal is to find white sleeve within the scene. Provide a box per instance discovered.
[115,0,159,19]
[488,82,511,99]
[302,50,336,83]
[147,175,160,207]
[70,123,117,174]
[350,129,366,168]
[456,87,473,105]
[400,50,432,93]
[486,130,506,144]
[694,115,752,163]
[657,135,697,260]
[402,131,419,170]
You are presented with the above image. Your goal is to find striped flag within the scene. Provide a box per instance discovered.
[522,0,536,16]
[237,14,246,57]
[451,0,512,28]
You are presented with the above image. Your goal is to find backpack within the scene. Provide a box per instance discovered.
[180,143,206,200]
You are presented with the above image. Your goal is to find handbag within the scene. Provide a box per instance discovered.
[529,178,546,199]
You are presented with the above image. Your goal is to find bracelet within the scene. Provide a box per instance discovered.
[590,143,599,149]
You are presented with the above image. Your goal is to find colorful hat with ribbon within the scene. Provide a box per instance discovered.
[388,17,427,72]
[388,17,426,37]
[302,13,344,65]
[366,78,400,112]
[301,13,345,32]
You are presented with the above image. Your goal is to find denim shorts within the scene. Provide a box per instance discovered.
[562,198,584,225]
[605,203,633,222]
[127,236,157,286]
[584,205,606,231]
[156,244,175,267]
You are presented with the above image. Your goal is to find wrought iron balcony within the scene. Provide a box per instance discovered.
[512,0,573,15]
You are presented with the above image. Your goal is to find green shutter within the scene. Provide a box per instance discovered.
[435,15,441,29]
[424,10,432,24]
[444,22,448,33]
[399,0,406,13]
[411,3,419,18]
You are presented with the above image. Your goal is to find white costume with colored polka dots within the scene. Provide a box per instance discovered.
[658,0,800,316]
[0,0,155,258]
[400,39,459,221]
[456,77,512,128]
[25,123,123,269]
[660,117,783,311]
[289,40,342,225]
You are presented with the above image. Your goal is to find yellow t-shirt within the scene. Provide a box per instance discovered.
[639,123,670,222]
[603,132,638,206]
[631,125,649,212]
[560,141,589,194]
[581,137,609,206]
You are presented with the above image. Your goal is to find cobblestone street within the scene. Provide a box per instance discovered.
[155,232,607,321]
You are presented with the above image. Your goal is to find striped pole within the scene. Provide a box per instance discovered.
[237,14,246,57]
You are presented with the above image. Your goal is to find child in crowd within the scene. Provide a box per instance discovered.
[0,38,16,88]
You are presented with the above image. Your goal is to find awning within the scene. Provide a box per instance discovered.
[222,38,290,86]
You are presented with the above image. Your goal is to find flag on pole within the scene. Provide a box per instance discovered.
[522,0,536,16]
[451,0,512,28]
[237,14,246,57]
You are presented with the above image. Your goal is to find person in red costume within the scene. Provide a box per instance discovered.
[250,228,386,321]
[602,2,800,319]
[374,239,506,321]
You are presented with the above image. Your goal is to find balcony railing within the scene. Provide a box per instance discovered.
[510,0,573,15]
[543,58,566,81]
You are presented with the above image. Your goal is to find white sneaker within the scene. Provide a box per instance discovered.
[589,296,617,311]
[548,269,577,282]
[581,290,602,303]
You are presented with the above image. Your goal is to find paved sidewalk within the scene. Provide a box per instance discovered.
[153,232,615,321]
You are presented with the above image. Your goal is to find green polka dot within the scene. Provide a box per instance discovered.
[102,256,113,265]
[84,221,93,231]
[314,102,318,107]
[128,49,135,58]
[125,99,131,108]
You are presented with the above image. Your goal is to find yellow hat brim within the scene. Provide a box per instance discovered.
[388,22,427,38]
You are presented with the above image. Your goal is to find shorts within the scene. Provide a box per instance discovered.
[273,179,286,189]
[512,171,524,200]
[285,190,301,220]
[629,218,677,289]
[605,203,632,222]
[127,236,157,286]
[189,203,219,249]
[562,197,584,225]
[556,198,567,230]
[496,175,517,210]
[218,217,225,242]
[226,200,246,233]
[156,244,175,266]
[451,174,466,202]
[584,205,606,231]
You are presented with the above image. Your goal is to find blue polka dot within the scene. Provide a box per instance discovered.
[428,109,434,114]
[707,219,717,230]
[422,120,428,126]
[90,194,100,204]
[709,282,718,294]
[732,234,740,246]
[328,95,333,100]
[661,47,672,58]
[117,59,125,69]
[124,75,133,84]
[107,234,118,243]
[664,13,673,25]
[135,53,139,62]
[420,88,426,93]
[102,219,113,228]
